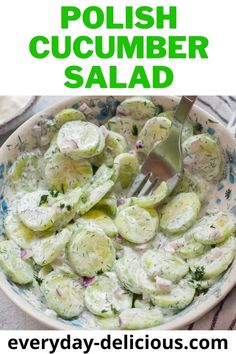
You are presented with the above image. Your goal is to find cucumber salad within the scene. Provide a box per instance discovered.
[0,97,236,330]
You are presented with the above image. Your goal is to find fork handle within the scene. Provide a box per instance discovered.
[174,96,197,125]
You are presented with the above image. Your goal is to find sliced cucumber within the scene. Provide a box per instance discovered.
[0,240,34,284]
[117,97,156,120]
[85,272,132,317]
[114,153,139,189]
[17,190,60,232]
[106,116,142,148]
[188,236,236,279]
[174,170,209,202]
[91,131,127,167]
[54,108,85,129]
[32,228,71,266]
[151,280,195,310]
[130,181,168,208]
[97,193,117,218]
[9,151,43,191]
[137,116,171,154]
[4,211,35,249]
[158,110,174,120]
[57,121,105,160]
[141,249,189,282]
[119,308,163,329]
[44,133,60,161]
[189,212,236,245]
[80,209,118,237]
[115,206,158,244]
[67,224,116,276]
[134,299,153,310]
[45,153,93,192]
[114,251,142,294]
[77,165,115,215]
[168,236,206,259]
[78,180,115,215]
[41,271,84,319]
[96,316,120,329]
[183,133,225,181]
[160,192,201,235]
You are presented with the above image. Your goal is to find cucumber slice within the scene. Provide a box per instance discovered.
[0,240,34,284]
[119,308,163,329]
[4,211,35,249]
[188,236,236,279]
[97,193,117,218]
[158,110,174,120]
[174,170,209,202]
[17,190,60,232]
[134,299,153,310]
[91,130,127,167]
[85,272,132,317]
[160,192,201,235]
[130,181,168,208]
[80,209,118,237]
[32,228,71,266]
[117,97,156,120]
[168,236,206,259]
[151,280,195,310]
[67,224,116,276]
[45,153,93,192]
[37,264,53,281]
[114,251,142,294]
[157,110,193,142]
[43,133,60,161]
[54,108,85,128]
[114,153,139,189]
[92,164,115,186]
[137,116,171,155]
[189,212,236,245]
[115,206,158,244]
[41,271,84,319]
[77,165,115,215]
[183,133,225,181]
[141,250,189,282]
[139,267,174,295]
[57,121,105,160]
[78,180,115,215]
[9,151,43,191]
[106,116,142,148]
[96,316,120,329]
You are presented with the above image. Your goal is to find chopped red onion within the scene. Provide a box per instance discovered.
[56,288,63,297]
[83,276,96,287]
[118,316,123,327]
[117,197,125,206]
[136,140,144,150]
[115,234,123,242]
[20,249,32,260]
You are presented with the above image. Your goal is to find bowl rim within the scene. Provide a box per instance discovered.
[0,96,38,130]
[0,95,235,330]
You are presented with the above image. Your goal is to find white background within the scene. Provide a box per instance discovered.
[0,330,234,354]
[0,0,235,95]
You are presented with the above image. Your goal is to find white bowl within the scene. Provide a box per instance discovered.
[0,96,235,330]
[0,96,38,136]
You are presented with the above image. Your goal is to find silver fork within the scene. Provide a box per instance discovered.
[127,96,197,200]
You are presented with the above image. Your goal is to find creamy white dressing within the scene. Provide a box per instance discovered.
[0,96,32,124]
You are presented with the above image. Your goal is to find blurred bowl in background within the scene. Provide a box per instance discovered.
[0,96,38,136]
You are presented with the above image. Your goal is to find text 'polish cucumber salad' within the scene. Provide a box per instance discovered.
[0,97,235,329]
